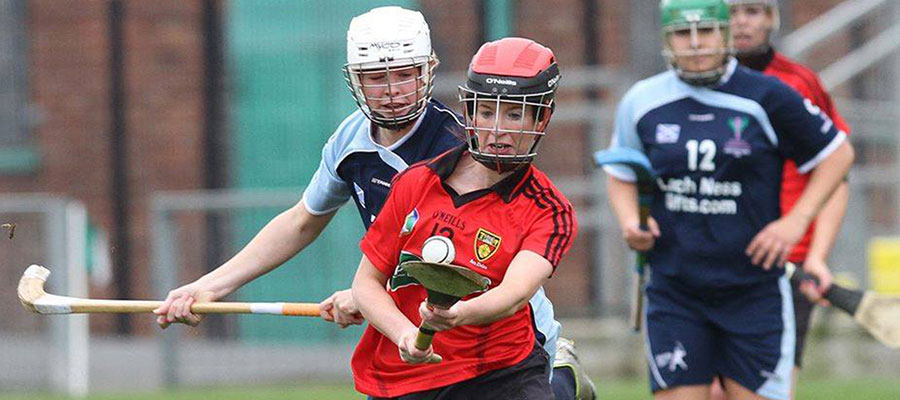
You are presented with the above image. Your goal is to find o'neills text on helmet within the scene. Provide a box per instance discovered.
[371,41,402,50]
[485,78,517,86]
[547,74,561,88]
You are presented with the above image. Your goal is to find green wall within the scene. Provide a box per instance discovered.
[227,0,416,343]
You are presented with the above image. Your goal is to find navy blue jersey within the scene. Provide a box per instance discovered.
[302,99,464,229]
[604,59,847,288]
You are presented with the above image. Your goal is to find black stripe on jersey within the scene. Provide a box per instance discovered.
[521,181,551,257]
[524,181,564,265]
[522,178,572,266]
[532,179,574,265]
[533,178,574,264]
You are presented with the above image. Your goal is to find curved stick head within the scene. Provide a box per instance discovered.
[400,261,489,309]
[18,265,50,313]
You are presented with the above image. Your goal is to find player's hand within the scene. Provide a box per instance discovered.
[397,327,442,364]
[419,301,463,331]
[319,289,364,328]
[799,258,833,305]
[746,214,809,270]
[622,217,660,252]
[153,284,216,329]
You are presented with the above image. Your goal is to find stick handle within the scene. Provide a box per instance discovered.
[413,323,443,364]
[784,262,863,315]
[631,203,651,332]
[65,299,320,316]
[415,324,436,350]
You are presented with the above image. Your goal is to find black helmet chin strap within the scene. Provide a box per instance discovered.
[470,152,526,174]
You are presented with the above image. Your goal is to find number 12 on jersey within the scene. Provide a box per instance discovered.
[686,139,716,171]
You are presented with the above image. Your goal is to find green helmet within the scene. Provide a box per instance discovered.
[660,0,733,86]
[661,0,730,30]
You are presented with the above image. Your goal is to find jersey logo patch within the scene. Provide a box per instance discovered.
[655,123,681,144]
[354,182,366,209]
[401,208,419,236]
[724,116,752,158]
[474,228,502,262]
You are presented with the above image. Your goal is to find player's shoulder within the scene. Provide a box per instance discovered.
[518,167,574,210]
[623,69,680,103]
[322,110,372,158]
[770,52,820,82]
[730,63,790,91]
[422,100,465,150]
[391,146,455,187]
[427,99,464,127]
[618,70,686,123]
[726,64,801,106]
[768,51,827,95]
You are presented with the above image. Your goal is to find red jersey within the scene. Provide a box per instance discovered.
[353,146,576,397]
[762,50,851,262]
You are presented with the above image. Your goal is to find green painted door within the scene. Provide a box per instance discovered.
[227,0,416,344]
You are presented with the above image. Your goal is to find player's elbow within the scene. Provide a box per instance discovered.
[289,201,333,241]
[351,258,387,316]
[832,140,855,174]
[504,287,538,319]
[843,140,855,166]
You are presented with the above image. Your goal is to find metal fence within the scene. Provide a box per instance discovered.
[0,195,87,396]
[150,188,364,388]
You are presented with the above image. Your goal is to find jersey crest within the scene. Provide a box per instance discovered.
[474,228,502,262]
[724,116,752,158]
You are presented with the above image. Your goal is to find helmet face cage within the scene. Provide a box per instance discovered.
[661,19,733,86]
[458,86,553,173]
[343,55,436,130]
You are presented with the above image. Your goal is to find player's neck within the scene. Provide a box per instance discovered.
[736,45,775,72]
[445,156,514,194]
[373,123,415,147]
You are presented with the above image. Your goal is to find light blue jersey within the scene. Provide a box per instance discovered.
[303,100,463,228]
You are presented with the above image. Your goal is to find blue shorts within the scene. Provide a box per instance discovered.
[643,273,795,400]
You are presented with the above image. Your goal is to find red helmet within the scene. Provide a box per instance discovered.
[458,37,560,173]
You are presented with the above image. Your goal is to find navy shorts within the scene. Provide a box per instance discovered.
[644,273,795,400]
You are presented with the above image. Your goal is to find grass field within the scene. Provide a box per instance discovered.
[5,378,900,400]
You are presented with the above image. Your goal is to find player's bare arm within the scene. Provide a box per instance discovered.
[607,176,660,252]
[154,200,336,328]
[352,255,436,364]
[747,142,854,270]
[800,181,850,301]
[419,250,553,331]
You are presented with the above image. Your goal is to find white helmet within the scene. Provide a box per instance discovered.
[342,7,437,129]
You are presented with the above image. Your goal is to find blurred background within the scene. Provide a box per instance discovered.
[2,0,900,398]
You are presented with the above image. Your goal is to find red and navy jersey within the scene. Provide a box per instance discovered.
[756,50,851,262]
[352,145,576,398]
